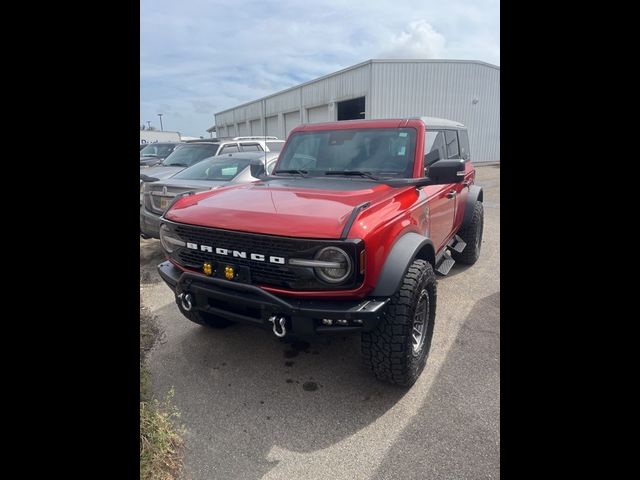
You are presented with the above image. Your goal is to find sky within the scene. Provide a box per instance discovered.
[140,0,500,137]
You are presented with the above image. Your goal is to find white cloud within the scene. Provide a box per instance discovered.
[380,20,446,59]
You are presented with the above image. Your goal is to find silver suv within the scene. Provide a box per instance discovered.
[139,137,283,203]
[140,151,279,238]
[140,137,283,177]
[183,136,285,154]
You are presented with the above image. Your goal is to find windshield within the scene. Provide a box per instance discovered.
[161,144,220,167]
[140,144,176,157]
[172,157,255,181]
[266,141,284,153]
[275,128,416,177]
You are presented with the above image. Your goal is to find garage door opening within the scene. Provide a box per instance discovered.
[337,97,365,121]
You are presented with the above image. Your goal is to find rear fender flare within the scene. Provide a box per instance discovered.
[463,185,483,226]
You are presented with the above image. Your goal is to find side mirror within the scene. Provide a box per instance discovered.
[424,149,441,167]
[428,159,466,184]
[249,164,266,178]
[424,150,441,176]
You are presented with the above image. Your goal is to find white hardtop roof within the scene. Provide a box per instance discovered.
[414,116,466,129]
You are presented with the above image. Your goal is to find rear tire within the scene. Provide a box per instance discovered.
[452,201,484,265]
[361,259,437,387]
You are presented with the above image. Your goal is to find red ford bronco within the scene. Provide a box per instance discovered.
[157,117,483,386]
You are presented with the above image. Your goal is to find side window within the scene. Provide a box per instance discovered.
[424,130,446,174]
[458,130,471,161]
[240,143,262,152]
[267,161,277,174]
[445,130,460,159]
[220,144,239,154]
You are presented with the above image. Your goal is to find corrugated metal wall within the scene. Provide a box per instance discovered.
[300,64,370,110]
[284,111,301,138]
[214,60,499,161]
[265,115,278,136]
[237,122,249,136]
[250,119,261,135]
[370,61,499,162]
[307,104,329,123]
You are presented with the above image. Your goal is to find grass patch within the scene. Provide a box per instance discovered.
[140,302,183,480]
[140,384,183,480]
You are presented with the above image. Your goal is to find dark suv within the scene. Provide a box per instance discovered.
[140,142,181,167]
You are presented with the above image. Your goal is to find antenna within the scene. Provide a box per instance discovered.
[262,99,267,174]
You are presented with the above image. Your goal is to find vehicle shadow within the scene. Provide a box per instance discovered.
[372,291,500,479]
[148,302,411,479]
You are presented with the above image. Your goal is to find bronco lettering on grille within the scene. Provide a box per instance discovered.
[186,243,285,264]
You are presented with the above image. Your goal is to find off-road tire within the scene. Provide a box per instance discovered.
[361,259,437,387]
[452,200,484,265]
[177,300,233,329]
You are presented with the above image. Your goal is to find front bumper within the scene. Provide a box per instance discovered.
[157,261,389,336]
[140,206,162,239]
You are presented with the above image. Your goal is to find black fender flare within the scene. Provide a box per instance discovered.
[463,185,483,226]
[371,232,436,297]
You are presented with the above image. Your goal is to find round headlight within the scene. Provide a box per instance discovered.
[314,247,352,284]
[159,224,185,254]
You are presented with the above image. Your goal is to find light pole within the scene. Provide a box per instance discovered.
[158,113,164,131]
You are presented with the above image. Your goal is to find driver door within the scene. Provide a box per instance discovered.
[423,130,455,252]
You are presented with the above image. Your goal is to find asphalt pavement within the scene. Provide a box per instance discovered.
[140,163,500,480]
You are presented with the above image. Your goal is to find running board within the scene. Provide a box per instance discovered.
[449,234,467,253]
[435,235,466,275]
[436,250,456,275]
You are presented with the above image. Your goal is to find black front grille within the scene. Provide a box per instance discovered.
[170,223,360,290]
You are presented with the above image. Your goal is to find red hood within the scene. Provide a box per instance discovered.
[164,180,398,239]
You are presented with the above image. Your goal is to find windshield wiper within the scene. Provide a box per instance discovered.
[164,163,188,167]
[324,170,380,181]
[273,169,308,177]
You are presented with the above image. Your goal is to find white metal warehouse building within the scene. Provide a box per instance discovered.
[214,59,500,162]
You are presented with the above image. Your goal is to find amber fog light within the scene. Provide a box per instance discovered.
[203,262,213,276]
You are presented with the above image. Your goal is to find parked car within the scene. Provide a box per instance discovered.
[139,139,284,197]
[184,136,285,153]
[141,151,278,239]
[154,117,483,387]
[140,142,219,193]
[140,142,182,167]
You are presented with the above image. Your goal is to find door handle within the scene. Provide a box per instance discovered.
[447,190,457,199]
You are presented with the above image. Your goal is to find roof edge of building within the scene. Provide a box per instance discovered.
[371,58,499,70]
